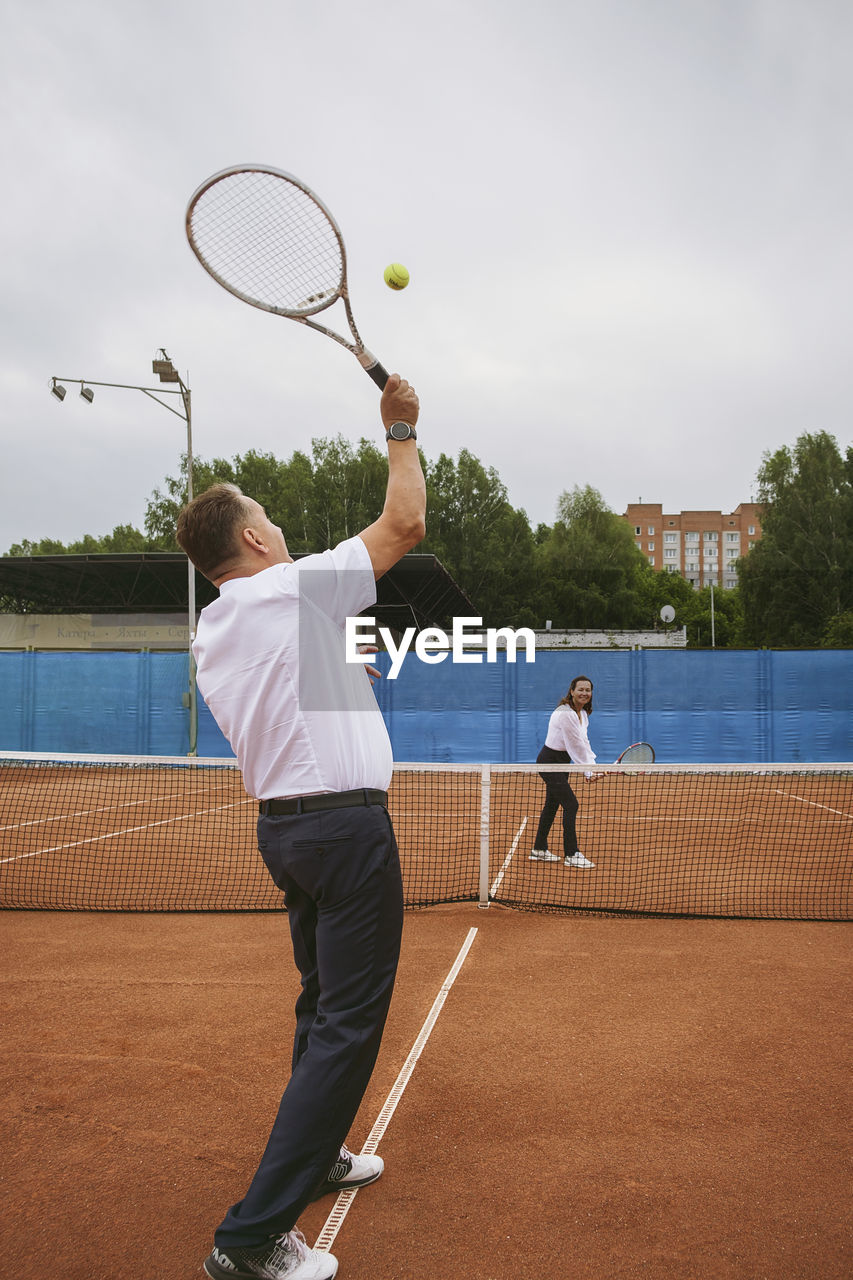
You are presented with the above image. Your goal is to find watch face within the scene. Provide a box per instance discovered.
[389,422,415,440]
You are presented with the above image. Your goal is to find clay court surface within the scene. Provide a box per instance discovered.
[2,903,850,1280]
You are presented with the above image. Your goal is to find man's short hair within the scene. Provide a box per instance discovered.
[176,483,250,578]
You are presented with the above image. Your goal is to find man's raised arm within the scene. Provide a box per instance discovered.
[359,373,426,578]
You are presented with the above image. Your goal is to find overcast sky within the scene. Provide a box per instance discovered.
[1,0,850,554]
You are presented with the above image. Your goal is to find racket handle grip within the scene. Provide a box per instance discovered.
[360,355,389,390]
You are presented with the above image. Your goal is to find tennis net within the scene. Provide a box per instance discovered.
[0,753,850,919]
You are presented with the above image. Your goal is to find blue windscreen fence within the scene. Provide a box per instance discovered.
[0,652,189,756]
[1,648,850,763]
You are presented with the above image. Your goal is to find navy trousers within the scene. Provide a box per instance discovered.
[214,800,403,1248]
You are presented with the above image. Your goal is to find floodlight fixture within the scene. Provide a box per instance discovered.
[152,352,179,382]
[80,385,94,404]
[50,380,67,402]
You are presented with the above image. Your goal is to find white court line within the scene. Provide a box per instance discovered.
[0,793,175,834]
[313,926,479,1255]
[0,800,254,865]
[489,817,528,898]
[771,787,853,821]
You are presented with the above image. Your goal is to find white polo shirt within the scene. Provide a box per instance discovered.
[193,535,392,800]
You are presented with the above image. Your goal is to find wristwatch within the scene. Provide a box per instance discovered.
[385,421,418,443]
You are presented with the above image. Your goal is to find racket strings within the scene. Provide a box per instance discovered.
[188,171,344,313]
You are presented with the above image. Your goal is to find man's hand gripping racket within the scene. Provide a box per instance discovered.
[185,165,389,389]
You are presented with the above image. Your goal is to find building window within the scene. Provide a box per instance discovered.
[647,526,655,535]
[664,548,678,559]
[725,577,737,588]
[704,531,719,542]
[685,532,699,542]
[748,525,756,535]
[664,533,678,543]
[726,532,739,542]
[634,526,641,535]
[648,556,655,565]
[647,542,655,551]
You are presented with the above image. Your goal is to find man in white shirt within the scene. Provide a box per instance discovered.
[176,374,424,1280]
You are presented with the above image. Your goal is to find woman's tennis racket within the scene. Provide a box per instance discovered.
[185,164,389,390]
[614,742,655,766]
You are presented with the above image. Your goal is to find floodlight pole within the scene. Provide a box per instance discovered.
[50,353,198,754]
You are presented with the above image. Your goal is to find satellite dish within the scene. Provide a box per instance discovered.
[660,605,676,623]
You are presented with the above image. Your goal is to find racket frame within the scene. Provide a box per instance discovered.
[615,742,656,765]
[185,164,388,388]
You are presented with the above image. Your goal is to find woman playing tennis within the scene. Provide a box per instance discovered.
[530,675,602,869]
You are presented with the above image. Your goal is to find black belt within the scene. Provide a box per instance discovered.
[258,788,388,816]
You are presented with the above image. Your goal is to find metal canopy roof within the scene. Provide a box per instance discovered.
[0,552,474,632]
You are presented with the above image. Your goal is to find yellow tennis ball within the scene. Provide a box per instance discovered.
[384,262,410,290]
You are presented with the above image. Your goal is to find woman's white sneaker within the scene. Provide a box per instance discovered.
[564,852,595,869]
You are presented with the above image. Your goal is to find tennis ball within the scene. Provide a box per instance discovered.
[384,262,410,290]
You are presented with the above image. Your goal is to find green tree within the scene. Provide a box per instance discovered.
[143,438,389,555]
[632,566,714,642]
[145,453,237,549]
[739,431,853,646]
[267,450,315,551]
[685,585,745,648]
[5,537,70,556]
[308,437,388,550]
[532,485,647,628]
[97,525,151,553]
[5,525,153,556]
[419,450,536,627]
[822,610,853,647]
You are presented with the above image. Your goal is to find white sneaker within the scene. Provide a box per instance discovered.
[204,1229,338,1279]
[529,848,561,862]
[564,852,595,869]
[313,1144,384,1198]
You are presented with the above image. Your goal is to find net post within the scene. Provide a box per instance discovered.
[478,764,491,909]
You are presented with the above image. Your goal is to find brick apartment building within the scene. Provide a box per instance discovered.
[622,503,763,588]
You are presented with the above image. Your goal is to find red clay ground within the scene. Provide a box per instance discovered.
[1,905,850,1280]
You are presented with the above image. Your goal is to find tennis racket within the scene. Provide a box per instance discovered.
[185,164,389,389]
[614,742,655,765]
